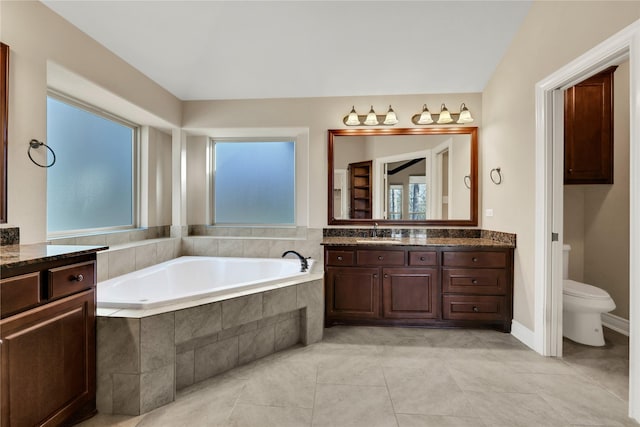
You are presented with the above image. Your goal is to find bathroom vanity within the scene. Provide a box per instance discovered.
[323,237,515,332]
[0,244,106,427]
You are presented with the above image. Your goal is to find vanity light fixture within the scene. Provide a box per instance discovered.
[343,105,399,126]
[383,105,398,125]
[345,106,361,126]
[416,104,434,124]
[364,106,379,125]
[437,104,453,124]
[411,102,474,125]
[457,103,474,124]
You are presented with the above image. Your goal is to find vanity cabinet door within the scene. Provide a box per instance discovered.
[382,268,439,319]
[325,267,380,320]
[0,289,96,427]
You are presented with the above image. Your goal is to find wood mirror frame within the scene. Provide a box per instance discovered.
[328,127,478,226]
[1,43,8,224]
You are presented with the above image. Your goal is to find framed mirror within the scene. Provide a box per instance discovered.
[1,42,8,224]
[328,127,478,226]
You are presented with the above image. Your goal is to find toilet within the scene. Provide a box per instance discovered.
[563,244,616,346]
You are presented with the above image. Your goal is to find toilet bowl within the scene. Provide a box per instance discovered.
[562,245,616,346]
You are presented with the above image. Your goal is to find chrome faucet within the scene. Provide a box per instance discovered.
[282,250,309,272]
[372,222,379,238]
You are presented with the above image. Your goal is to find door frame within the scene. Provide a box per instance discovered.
[534,19,640,419]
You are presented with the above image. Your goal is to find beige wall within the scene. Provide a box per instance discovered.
[482,2,640,330]
[1,1,181,243]
[182,94,482,229]
[564,61,630,319]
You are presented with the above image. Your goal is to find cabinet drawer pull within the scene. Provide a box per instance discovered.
[472,279,478,284]
[337,256,343,261]
[384,274,388,278]
[472,257,478,263]
[378,256,384,261]
[71,274,84,282]
[473,306,479,312]
[420,256,425,261]
[373,274,378,278]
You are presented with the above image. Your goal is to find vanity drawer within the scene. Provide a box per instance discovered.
[408,251,437,266]
[442,268,507,294]
[326,250,355,266]
[442,251,507,268]
[48,261,96,300]
[442,295,506,321]
[357,250,404,266]
[0,272,41,317]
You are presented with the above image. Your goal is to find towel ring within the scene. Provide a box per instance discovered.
[463,175,471,189]
[490,167,502,185]
[28,139,56,168]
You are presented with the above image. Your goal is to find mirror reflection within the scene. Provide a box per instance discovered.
[328,128,477,226]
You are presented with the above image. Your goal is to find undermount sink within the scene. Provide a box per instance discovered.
[355,238,403,244]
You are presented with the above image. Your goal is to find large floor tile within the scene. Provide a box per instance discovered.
[465,391,567,427]
[312,383,397,427]
[237,360,317,408]
[384,364,475,417]
[226,403,312,427]
[317,354,385,386]
[396,413,486,427]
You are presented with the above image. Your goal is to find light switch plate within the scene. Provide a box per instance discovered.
[485,209,494,217]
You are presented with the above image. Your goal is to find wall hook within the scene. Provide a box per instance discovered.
[490,167,502,185]
[28,139,56,168]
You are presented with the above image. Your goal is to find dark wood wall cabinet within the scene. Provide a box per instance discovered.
[564,66,617,184]
[1,253,99,427]
[324,245,514,332]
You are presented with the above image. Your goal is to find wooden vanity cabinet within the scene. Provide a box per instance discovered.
[1,254,98,427]
[324,245,514,331]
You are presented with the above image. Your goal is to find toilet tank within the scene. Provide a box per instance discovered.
[562,244,571,280]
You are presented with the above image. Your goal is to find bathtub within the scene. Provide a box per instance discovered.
[98,256,316,310]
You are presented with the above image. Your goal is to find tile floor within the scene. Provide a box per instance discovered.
[79,326,636,427]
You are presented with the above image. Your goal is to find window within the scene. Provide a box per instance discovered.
[388,184,403,220]
[408,176,427,220]
[212,140,295,225]
[47,94,137,234]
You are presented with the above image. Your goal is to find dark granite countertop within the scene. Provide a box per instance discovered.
[0,244,108,269]
[321,236,515,248]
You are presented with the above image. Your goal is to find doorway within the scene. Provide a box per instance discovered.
[534,19,640,419]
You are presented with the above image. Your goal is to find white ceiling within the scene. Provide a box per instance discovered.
[42,1,532,101]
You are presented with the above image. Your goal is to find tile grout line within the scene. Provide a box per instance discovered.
[381,365,401,427]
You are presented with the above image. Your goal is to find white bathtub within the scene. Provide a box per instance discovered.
[98,256,315,310]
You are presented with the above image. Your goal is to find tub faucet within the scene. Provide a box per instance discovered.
[282,250,309,272]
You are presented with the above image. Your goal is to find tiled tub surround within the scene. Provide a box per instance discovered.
[96,279,323,415]
[184,227,324,262]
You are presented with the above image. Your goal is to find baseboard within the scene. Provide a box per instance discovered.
[601,312,629,336]
[510,320,536,351]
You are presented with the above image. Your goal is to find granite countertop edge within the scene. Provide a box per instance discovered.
[321,236,516,248]
[0,244,109,269]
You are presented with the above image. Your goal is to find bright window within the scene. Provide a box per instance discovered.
[388,184,403,220]
[408,176,427,220]
[46,95,136,234]
[213,140,295,225]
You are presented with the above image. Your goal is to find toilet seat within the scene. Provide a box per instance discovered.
[563,279,611,300]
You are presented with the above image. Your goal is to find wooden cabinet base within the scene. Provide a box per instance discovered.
[324,246,514,332]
